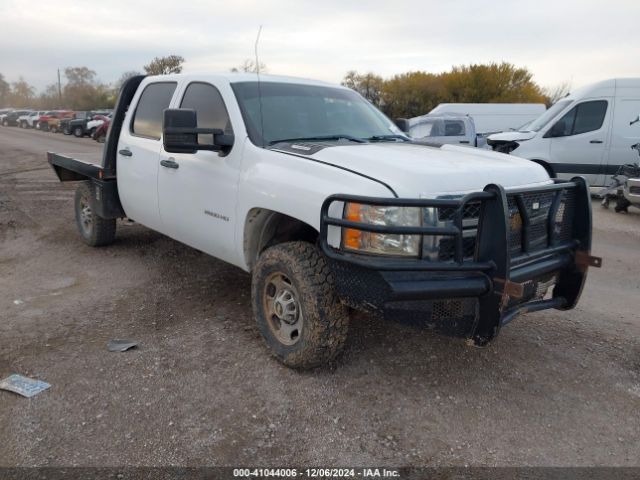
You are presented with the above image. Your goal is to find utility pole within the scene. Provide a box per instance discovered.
[57,69,62,107]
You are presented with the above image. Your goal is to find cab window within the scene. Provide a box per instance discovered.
[131,82,177,139]
[550,100,607,137]
[180,82,233,145]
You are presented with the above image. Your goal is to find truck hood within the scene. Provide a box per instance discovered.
[487,131,537,142]
[280,142,550,197]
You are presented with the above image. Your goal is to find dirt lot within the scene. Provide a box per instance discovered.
[1,126,639,467]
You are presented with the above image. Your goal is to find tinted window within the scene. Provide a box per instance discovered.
[552,100,607,137]
[444,120,465,136]
[180,82,233,145]
[132,82,177,139]
[554,108,576,136]
[573,100,607,134]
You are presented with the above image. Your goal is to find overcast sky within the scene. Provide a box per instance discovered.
[0,0,638,93]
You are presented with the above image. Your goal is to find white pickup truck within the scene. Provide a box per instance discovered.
[48,73,600,369]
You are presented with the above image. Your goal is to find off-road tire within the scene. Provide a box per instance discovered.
[74,181,116,247]
[252,241,349,369]
[73,126,84,137]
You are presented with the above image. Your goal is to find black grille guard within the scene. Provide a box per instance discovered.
[319,177,601,343]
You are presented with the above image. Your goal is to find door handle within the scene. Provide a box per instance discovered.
[590,140,603,144]
[160,158,179,169]
[119,149,133,156]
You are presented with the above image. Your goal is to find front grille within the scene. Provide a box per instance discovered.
[438,202,481,222]
[630,186,640,195]
[433,187,576,263]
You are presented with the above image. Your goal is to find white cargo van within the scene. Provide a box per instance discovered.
[428,103,546,134]
[487,79,640,186]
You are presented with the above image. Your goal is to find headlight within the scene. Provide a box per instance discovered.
[341,203,421,257]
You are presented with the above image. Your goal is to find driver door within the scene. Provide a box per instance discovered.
[157,81,242,264]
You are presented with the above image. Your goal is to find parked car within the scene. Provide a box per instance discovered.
[92,117,110,143]
[396,114,487,147]
[61,111,92,135]
[69,113,102,137]
[429,103,547,135]
[0,108,13,125]
[84,114,110,137]
[37,111,59,130]
[24,111,46,128]
[47,111,74,133]
[47,73,600,369]
[2,110,32,127]
[487,78,640,186]
[17,110,35,128]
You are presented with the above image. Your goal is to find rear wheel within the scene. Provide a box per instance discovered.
[251,241,349,369]
[50,125,58,133]
[73,126,84,137]
[74,181,116,247]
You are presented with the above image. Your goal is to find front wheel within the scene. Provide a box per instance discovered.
[251,241,349,369]
[74,181,116,246]
[73,126,84,137]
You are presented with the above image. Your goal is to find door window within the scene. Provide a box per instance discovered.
[180,82,233,145]
[550,100,607,137]
[131,82,177,139]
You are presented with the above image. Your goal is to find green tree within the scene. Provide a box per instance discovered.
[443,62,547,104]
[380,71,445,119]
[143,55,185,75]
[0,73,10,106]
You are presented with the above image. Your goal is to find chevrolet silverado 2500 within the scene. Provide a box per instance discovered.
[47,74,601,368]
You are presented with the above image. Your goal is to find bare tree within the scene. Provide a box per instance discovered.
[544,81,572,106]
[9,77,35,107]
[231,59,267,74]
[143,55,185,75]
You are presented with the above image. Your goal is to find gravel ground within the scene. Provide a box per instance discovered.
[0,126,639,467]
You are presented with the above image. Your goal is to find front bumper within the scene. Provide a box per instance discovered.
[623,177,640,205]
[319,178,601,344]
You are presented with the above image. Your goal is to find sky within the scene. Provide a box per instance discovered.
[0,0,639,94]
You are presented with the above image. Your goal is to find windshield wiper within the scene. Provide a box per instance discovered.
[268,135,366,146]
[365,134,409,142]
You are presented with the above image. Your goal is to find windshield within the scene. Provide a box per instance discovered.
[525,99,572,132]
[232,81,402,146]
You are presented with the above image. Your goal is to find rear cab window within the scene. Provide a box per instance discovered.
[131,82,177,140]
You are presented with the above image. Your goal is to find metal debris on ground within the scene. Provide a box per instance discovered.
[0,374,51,398]
[106,339,139,352]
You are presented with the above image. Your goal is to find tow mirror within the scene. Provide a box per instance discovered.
[630,115,640,126]
[163,108,234,154]
[394,118,410,133]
